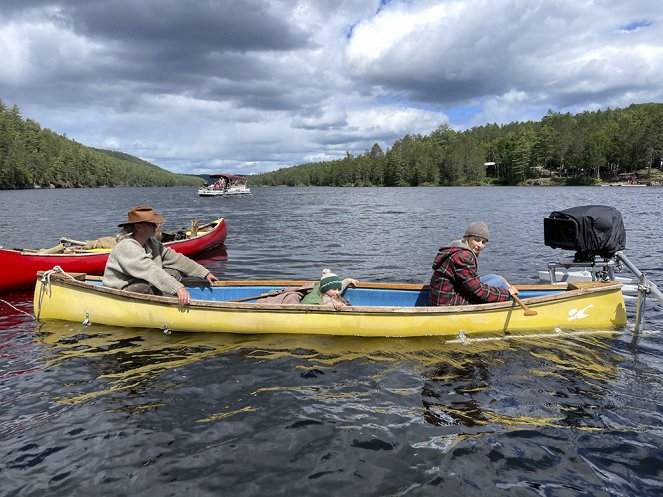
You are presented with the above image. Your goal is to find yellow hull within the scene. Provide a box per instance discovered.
[34,276,627,337]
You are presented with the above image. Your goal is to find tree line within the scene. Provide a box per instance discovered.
[250,103,663,187]
[0,99,203,189]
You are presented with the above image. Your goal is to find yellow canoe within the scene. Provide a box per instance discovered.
[34,273,626,337]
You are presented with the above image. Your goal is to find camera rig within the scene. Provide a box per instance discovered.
[543,205,662,332]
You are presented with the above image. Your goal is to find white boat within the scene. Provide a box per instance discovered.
[537,268,638,296]
[600,183,649,187]
[198,173,251,197]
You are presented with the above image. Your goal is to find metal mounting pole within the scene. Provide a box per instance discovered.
[615,252,663,304]
[615,251,663,333]
[634,273,648,333]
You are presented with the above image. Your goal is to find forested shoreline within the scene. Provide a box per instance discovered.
[0,100,203,189]
[3,99,663,190]
[251,103,663,187]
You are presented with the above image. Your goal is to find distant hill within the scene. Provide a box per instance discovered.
[0,99,204,189]
[196,174,214,184]
[92,149,168,169]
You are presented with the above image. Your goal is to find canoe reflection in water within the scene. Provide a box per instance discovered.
[36,322,246,408]
[191,244,228,266]
[36,322,622,433]
[419,333,621,431]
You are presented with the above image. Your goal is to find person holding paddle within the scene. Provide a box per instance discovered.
[428,221,518,306]
[102,205,218,306]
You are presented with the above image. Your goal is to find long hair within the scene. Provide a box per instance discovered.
[116,225,135,241]
[116,224,162,242]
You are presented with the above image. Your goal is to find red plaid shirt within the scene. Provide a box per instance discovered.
[428,243,510,306]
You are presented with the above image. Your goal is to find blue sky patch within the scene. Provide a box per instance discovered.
[618,20,652,32]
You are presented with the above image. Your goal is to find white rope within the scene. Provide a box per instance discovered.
[0,299,35,319]
[40,265,78,292]
[0,267,75,321]
[41,265,77,283]
[35,266,78,321]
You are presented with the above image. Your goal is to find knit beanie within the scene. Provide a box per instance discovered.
[319,268,342,293]
[464,221,489,241]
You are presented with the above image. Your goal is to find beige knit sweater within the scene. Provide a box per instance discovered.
[102,237,210,294]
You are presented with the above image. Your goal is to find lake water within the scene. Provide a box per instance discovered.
[1,186,663,496]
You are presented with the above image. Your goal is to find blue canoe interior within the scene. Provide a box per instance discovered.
[88,279,564,306]
[185,284,562,306]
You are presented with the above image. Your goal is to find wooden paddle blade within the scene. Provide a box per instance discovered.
[512,294,537,316]
[499,275,537,316]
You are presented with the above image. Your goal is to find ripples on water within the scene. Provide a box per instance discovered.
[1,186,663,496]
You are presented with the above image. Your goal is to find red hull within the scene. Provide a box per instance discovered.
[0,218,227,293]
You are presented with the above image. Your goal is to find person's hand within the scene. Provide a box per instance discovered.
[348,278,359,286]
[507,285,519,297]
[205,272,219,284]
[176,287,191,306]
[332,300,344,310]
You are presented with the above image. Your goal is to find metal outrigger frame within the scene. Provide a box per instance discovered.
[545,251,663,333]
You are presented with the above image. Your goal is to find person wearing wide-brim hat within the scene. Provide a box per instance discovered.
[428,221,518,306]
[116,204,166,227]
[102,205,218,305]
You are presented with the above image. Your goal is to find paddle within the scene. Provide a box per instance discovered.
[499,276,537,316]
[60,237,86,246]
[198,220,218,230]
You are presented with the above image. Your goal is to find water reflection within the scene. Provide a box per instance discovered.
[36,322,624,431]
[192,244,228,266]
[36,321,244,406]
[419,334,622,432]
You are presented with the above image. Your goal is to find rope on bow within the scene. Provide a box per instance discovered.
[35,266,77,321]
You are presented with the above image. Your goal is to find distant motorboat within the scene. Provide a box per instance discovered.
[600,182,649,187]
[199,173,251,197]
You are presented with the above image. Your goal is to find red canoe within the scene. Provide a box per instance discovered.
[0,218,227,294]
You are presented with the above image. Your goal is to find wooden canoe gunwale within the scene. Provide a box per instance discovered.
[18,219,224,256]
[38,273,623,315]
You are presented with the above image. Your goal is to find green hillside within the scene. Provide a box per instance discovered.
[0,99,204,189]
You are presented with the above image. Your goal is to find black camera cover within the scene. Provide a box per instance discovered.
[544,205,626,261]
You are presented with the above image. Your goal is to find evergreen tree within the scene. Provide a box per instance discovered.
[0,99,204,189]
[250,103,663,187]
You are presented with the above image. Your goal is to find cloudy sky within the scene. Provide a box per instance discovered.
[1,0,661,175]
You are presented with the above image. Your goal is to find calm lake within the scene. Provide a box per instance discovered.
[1,186,663,496]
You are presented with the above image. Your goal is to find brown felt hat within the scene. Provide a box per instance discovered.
[118,205,166,227]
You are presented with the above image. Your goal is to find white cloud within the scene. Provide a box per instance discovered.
[346,2,450,67]
[0,24,32,84]
[1,0,662,175]
[0,14,103,86]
